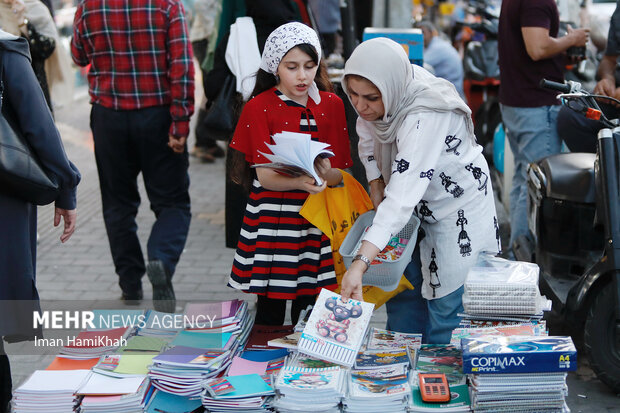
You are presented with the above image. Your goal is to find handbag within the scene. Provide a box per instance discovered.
[198,74,237,141]
[0,54,59,205]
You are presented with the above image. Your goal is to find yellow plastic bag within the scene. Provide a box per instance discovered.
[300,171,413,308]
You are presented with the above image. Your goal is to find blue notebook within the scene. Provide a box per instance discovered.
[145,389,202,413]
[170,330,233,350]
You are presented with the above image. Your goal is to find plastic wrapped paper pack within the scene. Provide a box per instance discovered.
[462,254,552,316]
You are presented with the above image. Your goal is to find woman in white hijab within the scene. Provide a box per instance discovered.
[340,38,500,343]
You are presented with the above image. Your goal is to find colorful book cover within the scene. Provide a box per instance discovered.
[366,327,422,350]
[298,289,374,367]
[354,349,410,369]
[351,364,408,381]
[170,330,233,350]
[46,356,99,371]
[214,374,274,399]
[286,352,340,369]
[462,335,577,374]
[204,377,236,397]
[349,373,410,398]
[415,344,465,385]
[145,390,202,413]
[450,323,547,347]
[276,366,343,391]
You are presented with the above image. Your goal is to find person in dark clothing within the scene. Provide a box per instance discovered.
[210,0,303,248]
[558,1,620,154]
[71,0,194,312]
[0,30,80,413]
[498,0,589,251]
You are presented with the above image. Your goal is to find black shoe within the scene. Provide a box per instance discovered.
[120,289,143,305]
[147,260,176,313]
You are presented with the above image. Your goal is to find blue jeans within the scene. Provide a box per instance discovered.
[91,105,191,294]
[500,104,562,248]
[385,249,464,344]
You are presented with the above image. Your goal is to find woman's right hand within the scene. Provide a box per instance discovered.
[340,262,365,302]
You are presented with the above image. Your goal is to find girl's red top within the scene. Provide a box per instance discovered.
[230,88,353,168]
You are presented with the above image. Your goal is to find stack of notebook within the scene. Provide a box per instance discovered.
[461,255,549,317]
[462,335,577,412]
[345,365,411,413]
[272,353,345,413]
[201,373,275,412]
[147,299,253,397]
[76,372,149,412]
[12,369,91,412]
[409,344,471,412]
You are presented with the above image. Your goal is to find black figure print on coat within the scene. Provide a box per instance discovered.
[415,200,437,222]
[419,169,434,180]
[445,135,462,156]
[367,155,375,162]
[456,209,472,257]
[393,158,410,174]
[429,248,440,298]
[465,163,488,195]
[439,172,464,198]
[494,216,501,252]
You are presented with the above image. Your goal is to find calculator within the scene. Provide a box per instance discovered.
[418,373,451,403]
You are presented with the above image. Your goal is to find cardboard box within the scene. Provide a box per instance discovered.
[462,336,577,374]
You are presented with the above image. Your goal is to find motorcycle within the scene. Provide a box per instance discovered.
[514,79,620,392]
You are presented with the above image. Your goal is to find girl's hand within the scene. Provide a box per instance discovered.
[298,175,327,194]
[340,263,365,302]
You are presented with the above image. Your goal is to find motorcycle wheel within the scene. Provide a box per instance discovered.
[584,284,620,392]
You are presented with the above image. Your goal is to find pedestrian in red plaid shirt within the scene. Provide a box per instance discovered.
[71,0,195,313]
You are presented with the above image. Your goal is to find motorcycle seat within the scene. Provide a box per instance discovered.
[538,152,596,203]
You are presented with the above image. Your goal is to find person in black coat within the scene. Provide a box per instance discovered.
[0,31,80,413]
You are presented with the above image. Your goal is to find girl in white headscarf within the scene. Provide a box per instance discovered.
[228,22,352,326]
[340,38,500,343]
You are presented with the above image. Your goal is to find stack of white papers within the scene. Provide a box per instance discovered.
[273,365,345,413]
[12,369,91,412]
[344,365,410,412]
[78,374,150,412]
[255,131,334,185]
[469,373,569,412]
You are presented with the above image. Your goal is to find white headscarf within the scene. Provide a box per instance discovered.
[342,37,475,182]
[259,22,322,104]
